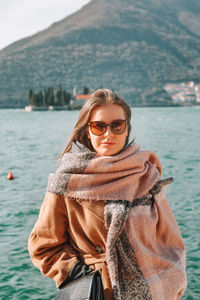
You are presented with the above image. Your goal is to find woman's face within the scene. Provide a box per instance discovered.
[87,104,128,156]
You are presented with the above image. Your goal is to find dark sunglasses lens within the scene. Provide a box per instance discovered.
[91,121,106,135]
[110,120,126,134]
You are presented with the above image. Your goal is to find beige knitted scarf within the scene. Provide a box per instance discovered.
[48,142,187,299]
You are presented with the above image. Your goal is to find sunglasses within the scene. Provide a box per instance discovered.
[88,119,127,136]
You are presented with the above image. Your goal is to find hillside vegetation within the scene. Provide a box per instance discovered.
[0,0,200,107]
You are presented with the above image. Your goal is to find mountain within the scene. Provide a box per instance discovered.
[0,0,200,107]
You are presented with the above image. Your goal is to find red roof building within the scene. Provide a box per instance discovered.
[75,94,91,100]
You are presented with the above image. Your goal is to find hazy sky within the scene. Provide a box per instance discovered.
[0,0,91,50]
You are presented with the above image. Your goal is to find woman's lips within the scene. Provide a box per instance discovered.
[101,142,115,145]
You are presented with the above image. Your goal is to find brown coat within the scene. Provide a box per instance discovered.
[28,144,187,299]
[28,192,113,299]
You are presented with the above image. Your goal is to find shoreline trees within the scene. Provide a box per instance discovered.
[28,85,71,107]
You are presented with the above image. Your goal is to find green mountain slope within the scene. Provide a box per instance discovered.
[0,0,200,107]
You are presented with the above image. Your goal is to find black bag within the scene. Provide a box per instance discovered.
[55,270,105,300]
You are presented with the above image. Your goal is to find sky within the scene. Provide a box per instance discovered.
[0,0,91,50]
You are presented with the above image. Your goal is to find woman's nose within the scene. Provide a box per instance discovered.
[104,126,114,137]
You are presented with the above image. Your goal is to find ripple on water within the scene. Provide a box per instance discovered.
[163,154,177,160]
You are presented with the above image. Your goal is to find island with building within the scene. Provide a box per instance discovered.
[25,85,91,111]
[24,82,200,111]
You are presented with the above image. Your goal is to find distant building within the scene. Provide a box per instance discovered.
[75,94,91,100]
[70,94,91,109]
[164,81,200,105]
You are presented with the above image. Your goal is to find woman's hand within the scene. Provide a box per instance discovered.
[59,261,94,289]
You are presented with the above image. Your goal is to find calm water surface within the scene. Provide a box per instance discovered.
[0,107,200,299]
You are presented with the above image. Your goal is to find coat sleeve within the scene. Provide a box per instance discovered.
[28,192,79,288]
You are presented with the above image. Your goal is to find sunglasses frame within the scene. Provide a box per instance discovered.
[88,119,127,136]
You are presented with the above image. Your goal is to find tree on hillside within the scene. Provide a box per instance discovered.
[55,85,71,106]
[55,85,63,106]
[83,86,90,95]
[28,86,71,107]
[28,89,35,106]
[62,90,71,105]
[28,89,45,106]
[44,87,55,106]
[37,90,44,106]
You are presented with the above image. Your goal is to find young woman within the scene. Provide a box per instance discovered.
[28,89,187,299]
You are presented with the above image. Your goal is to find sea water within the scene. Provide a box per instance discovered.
[0,107,199,299]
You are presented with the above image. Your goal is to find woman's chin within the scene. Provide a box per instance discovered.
[96,147,119,156]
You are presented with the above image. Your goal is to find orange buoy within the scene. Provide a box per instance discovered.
[7,171,14,180]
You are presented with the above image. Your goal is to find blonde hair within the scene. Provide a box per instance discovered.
[59,89,132,159]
